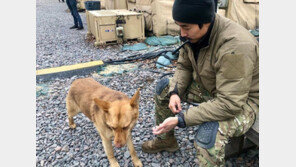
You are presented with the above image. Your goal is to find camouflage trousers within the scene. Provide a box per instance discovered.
[154,78,256,167]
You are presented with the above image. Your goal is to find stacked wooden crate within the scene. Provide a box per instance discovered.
[127,0,179,36]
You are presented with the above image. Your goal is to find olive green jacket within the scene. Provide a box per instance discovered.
[169,14,259,126]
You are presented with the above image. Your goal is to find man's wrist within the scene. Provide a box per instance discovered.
[176,112,186,128]
[169,91,178,97]
[169,83,179,97]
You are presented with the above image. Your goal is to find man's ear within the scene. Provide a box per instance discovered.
[130,88,140,108]
[94,98,110,113]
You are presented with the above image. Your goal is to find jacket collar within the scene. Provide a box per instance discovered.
[208,14,221,45]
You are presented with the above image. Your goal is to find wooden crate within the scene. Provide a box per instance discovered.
[86,10,145,46]
[113,10,145,41]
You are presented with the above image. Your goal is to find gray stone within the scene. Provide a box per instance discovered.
[51,144,57,148]
[55,146,62,151]
[124,151,130,159]
[184,162,190,167]
[189,135,195,141]
[40,160,45,166]
[73,161,79,166]
[156,153,161,159]
[83,146,89,150]
[62,145,69,152]
[56,155,62,159]
[151,163,161,167]
[52,161,58,166]
[194,159,199,166]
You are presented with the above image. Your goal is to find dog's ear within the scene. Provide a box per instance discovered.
[130,88,140,108]
[94,98,110,113]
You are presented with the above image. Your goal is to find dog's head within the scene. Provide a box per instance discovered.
[93,88,140,148]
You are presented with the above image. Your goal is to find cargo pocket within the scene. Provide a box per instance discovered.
[185,81,210,103]
[233,104,256,137]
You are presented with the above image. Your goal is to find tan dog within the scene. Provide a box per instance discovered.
[66,78,143,167]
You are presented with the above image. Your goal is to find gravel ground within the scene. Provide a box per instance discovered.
[36,0,259,166]
[36,0,124,70]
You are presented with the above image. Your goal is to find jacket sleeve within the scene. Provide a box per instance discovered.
[169,45,193,97]
[183,42,257,126]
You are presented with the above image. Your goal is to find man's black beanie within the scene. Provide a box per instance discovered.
[172,0,216,24]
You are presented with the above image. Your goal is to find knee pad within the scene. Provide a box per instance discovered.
[195,121,219,149]
[155,78,169,95]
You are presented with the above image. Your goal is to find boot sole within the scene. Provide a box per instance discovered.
[142,146,179,154]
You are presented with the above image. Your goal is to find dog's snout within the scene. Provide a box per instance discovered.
[114,139,125,148]
[115,143,123,148]
[114,132,127,148]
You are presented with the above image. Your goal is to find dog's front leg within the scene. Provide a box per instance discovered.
[127,134,143,167]
[100,135,120,167]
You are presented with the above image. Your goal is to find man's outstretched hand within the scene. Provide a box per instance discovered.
[169,94,182,114]
[152,117,178,135]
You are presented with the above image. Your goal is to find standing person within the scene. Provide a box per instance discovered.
[141,0,259,166]
[66,0,83,30]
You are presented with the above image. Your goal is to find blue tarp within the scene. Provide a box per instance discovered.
[145,36,180,46]
[36,84,49,97]
[156,52,178,68]
[121,36,181,51]
[97,64,139,76]
[250,29,259,37]
[121,43,148,51]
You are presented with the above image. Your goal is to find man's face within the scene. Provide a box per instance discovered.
[175,21,211,43]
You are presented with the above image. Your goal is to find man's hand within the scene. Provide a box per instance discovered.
[152,117,178,135]
[169,94,182,114]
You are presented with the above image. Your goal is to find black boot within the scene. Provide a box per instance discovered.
[70,25,78,29]
[77,26,84,30]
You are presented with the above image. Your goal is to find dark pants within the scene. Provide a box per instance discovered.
[66,0,83,27]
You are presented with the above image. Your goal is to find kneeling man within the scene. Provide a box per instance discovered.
[142,0,259,166]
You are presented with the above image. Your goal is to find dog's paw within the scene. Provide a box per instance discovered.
[133,159,143,167]
[69,123,76,129]
[110,162,120,167]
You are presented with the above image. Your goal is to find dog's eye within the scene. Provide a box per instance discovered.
[123,126,128,130]
[111,126,118,130]
[106,125,114,130]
